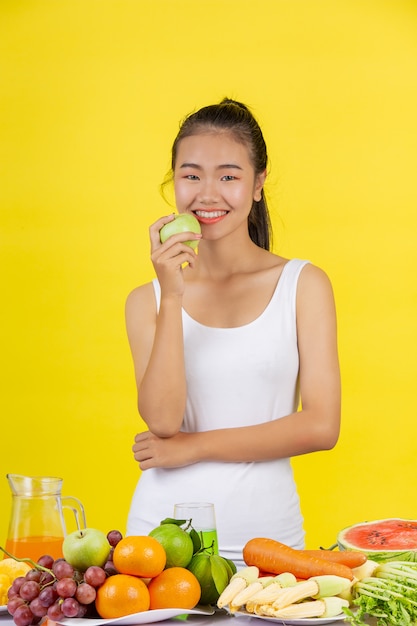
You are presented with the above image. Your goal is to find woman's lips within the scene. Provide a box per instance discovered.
[194,210,228,224]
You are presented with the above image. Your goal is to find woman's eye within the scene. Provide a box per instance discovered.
[221,175,236,181]
[186,174,199,180]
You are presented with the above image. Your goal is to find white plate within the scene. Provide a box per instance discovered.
[233,610,347,625]
[0,605,8,614]
[57,606,215,626]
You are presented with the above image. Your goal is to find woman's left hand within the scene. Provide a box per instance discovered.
[132,430,196,470]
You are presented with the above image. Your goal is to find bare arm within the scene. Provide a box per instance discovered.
[125,215,201,437]
[133,264,341,468]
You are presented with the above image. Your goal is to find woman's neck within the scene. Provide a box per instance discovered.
[187,237,274,282]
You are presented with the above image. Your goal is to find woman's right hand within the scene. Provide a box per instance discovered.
[132,429,199,470]
[149,214,201,297]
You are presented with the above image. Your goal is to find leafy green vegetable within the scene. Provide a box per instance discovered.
[343,561,417,626]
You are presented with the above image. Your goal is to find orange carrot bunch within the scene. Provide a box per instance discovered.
[243,538,360,580]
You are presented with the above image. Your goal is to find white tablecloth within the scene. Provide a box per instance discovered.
[0,609,377,626]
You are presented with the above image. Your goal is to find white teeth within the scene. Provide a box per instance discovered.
[195,210,227,218]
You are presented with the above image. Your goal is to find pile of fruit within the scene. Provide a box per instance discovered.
[5,516,415,626]
[2,518,235,626]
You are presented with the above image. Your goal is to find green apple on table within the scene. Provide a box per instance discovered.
[62,528,111,571]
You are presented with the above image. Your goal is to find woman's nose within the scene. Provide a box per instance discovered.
[197,179,219,203]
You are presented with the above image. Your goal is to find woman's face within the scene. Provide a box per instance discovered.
[173,131,265,240]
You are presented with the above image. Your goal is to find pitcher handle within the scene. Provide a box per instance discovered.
[61,496,87,533]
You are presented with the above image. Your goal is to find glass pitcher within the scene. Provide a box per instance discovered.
[4,474,86,561]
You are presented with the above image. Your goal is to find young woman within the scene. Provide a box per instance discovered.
[125,98,341,567]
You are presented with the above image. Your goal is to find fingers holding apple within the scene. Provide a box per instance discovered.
[149,214,176,250]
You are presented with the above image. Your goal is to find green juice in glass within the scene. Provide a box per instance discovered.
[199,528,219,554]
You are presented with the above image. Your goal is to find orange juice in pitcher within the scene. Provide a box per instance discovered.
[4,474,86,562]
[4,536,64,561]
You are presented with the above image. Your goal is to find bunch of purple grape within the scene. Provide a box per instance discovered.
[7,530,123,626]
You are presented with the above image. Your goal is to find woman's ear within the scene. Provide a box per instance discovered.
[254,169,267,201]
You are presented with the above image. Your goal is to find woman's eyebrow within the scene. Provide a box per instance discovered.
[217,163,243,170]
[179,162,243,170]
[179,162,202,169]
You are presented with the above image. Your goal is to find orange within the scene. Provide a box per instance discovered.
[113,535,166,578]
[95,574,150,618]
[147,566,201,610]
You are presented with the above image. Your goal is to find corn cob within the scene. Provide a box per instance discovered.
[351,559,379,582]
[337,585,353,603]
[257,596,350,619]
[271,574,352,610]
[248,586,289,613]
[245,573,298,613]
[337,562,377,603]
[217,566,259,609]
[274,572,298,588]
[229,576,275,612]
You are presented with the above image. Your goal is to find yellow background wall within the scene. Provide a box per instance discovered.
[1,0,416,552]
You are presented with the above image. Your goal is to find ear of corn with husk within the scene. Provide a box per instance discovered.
[218,568,353,619]
[217,566,260,608]
[256,596,350,619]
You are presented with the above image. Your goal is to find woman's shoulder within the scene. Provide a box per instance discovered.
[272,258,335,306]
[232,251,332,292]
[295,261,336,308]
[296,260,333,287]
[125,281,157,318]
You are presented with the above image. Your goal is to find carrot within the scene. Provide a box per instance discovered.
[301,549,367,568]
[243,538,354,581]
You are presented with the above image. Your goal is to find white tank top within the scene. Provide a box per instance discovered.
[127,258,309,567]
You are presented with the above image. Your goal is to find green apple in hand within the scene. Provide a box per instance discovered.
[62,528,111,571]
[159,213,201,250]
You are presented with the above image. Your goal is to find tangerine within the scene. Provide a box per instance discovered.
[113,536,166,578]
[147,566,201,610]
[95,573,150,618]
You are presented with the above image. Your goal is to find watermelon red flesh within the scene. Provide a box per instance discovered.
[340,519,417,550]
[347,520,417,549]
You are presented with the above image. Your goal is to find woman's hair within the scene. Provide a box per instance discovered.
[167,98,272,251]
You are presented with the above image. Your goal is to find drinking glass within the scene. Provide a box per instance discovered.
[174,502,218,554]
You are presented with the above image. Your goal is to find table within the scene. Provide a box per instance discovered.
[0,610,378,626]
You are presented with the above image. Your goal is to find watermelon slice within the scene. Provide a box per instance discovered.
[338,518,417,562]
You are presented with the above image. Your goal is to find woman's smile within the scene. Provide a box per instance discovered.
[194,209,229,224]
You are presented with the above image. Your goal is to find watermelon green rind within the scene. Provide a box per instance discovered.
[338,518,417,563]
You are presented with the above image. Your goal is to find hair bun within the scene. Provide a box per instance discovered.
[220,97,250,111]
